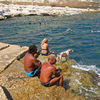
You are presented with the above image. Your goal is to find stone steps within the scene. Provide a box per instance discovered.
[0,42,28,73]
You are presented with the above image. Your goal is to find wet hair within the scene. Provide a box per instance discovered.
[28,45,37,53]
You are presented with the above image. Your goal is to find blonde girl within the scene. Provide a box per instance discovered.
[41,38,49,56]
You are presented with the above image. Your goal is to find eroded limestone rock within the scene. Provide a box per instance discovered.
[0,48,100,100]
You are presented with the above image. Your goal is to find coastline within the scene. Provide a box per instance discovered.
[0,42,100,100]
[0,3,100,20]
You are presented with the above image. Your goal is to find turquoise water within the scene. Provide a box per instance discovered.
[0,12,100,71]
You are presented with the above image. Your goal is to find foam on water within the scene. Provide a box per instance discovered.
[58,13,80,16]
[72,63,100,77]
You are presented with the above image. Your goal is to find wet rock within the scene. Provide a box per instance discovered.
[0,16,7,20]
[37,54,56,63]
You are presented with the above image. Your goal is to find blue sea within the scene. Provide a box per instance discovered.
[0,12,100,76]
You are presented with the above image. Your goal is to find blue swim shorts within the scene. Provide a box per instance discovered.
[24,68,40,77]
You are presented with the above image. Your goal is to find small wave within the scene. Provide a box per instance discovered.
[72,63,100,77]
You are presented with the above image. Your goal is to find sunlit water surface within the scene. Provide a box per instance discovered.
[0,12,100,75]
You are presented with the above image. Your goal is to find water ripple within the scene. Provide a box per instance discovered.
[0,12,100,68]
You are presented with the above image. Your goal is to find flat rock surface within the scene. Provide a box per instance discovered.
[0,42,9,50]
[0,42,28,73]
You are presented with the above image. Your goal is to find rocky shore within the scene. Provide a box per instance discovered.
[0,42,100,100]
[0,3,100,20]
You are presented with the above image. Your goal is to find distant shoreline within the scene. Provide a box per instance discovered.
[0,1,100,9]
[0,3,100,20]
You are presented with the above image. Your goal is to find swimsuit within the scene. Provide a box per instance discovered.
[41,52,48,56]
[41,48,48,56]
[24,68,40,77]
[41,49,48,50]
[40,81,50,87]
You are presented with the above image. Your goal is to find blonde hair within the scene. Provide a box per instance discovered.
[41,38,48,45]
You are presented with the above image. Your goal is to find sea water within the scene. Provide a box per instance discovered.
[0,12,100,76]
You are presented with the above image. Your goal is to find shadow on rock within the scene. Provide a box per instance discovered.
[1,86,13,100]
[63,79,70,90]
